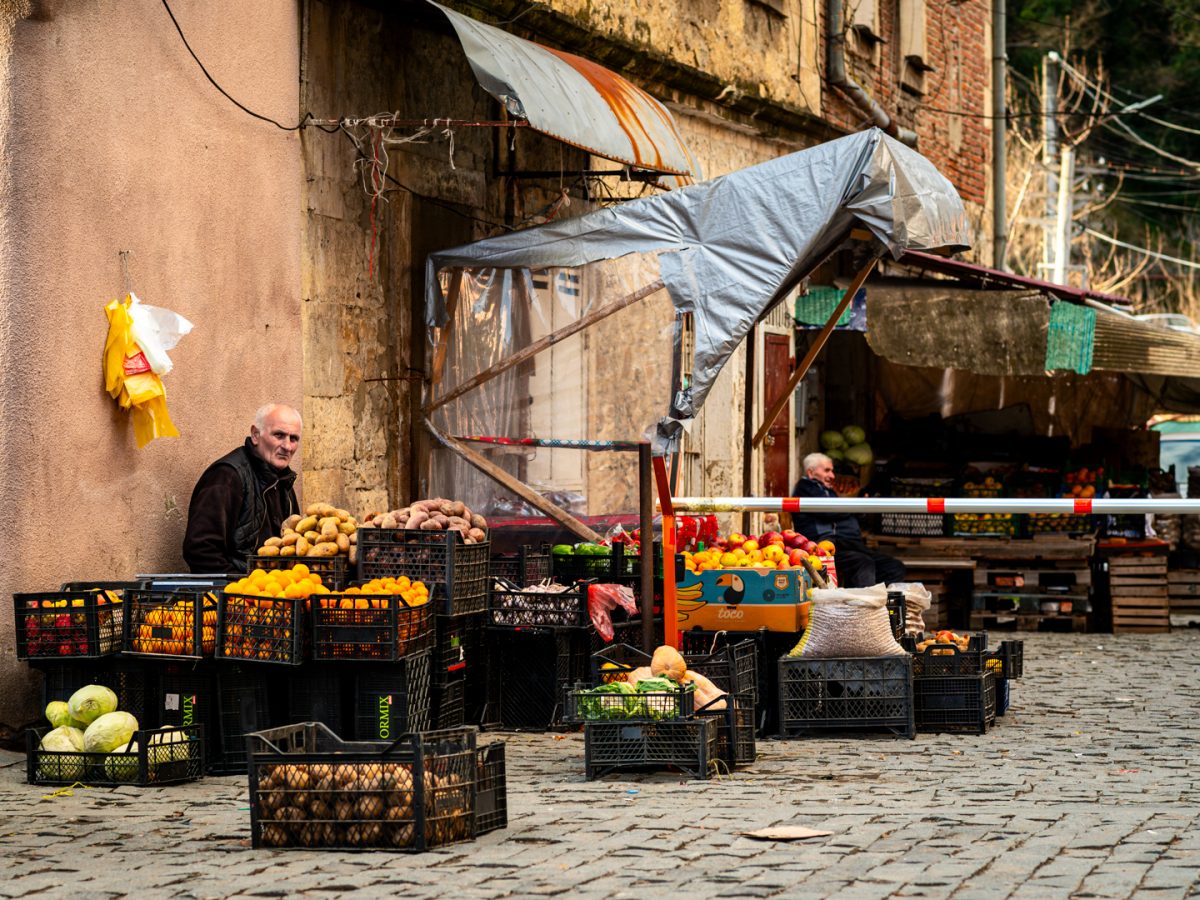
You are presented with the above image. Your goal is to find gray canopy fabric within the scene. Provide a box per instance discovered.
[426,127,971,454]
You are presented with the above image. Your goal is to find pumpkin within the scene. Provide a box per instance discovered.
[624,666,653,685]
[682,670,727,711]
[650,645,687,683]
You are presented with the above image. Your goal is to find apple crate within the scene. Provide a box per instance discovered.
[14,585,133,660]
[246,723,492,851]
[28,725,204,786]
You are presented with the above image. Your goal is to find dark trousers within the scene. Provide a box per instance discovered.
[834,538,906,589]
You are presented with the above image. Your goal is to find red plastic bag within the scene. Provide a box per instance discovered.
[588,583,638,642]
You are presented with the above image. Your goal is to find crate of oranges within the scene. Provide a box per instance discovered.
[124,588,219,658]
[217,565,330,665]
[311,577,435,662]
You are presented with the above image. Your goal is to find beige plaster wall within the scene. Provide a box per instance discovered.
[0,0,301,730]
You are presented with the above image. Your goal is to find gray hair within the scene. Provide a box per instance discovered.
[802,452,832,474]
[254,403,303,431]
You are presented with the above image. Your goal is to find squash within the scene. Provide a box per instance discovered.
[682,670,727,711]
[624,666,653,685]
[650,645,686,683]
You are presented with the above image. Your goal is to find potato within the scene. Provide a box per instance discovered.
[468,527,486,542]
[336,533,350,553]
[318,516,339,530]
[282,514,302,531]
[295,536,311,556]
[349,546,358,566]
[313,541,339,557]
[264,536,283,548]
[406,511,429,529]
[280,545,296,557]
[281,531,300,546]
[338,521,356,535]
[258,545,280,557]
[334,508,352,521]
[470,514,487,529]
[303,530,321,543]
[378,513,398,529]
[447,501,466,518]
[321,521,339,541]
[420,519,443,530]
[296,515,318,535]
[348,531,357,545]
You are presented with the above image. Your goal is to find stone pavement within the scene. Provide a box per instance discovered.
[2,630,1198,899]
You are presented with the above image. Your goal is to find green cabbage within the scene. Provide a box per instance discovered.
[148,730,190,767]
[841,425,867,446]
[83,711,138,753]
[68,684,118,726]
[845,443,874,465]
[819,430,846,451]
[37,726,86,781]
[104,741,140,782]
[45,701,72,728]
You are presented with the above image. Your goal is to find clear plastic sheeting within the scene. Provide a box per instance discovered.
[427,128,970,456]
[428,254,673,517]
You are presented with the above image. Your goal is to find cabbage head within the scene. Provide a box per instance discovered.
[45,701,72,728]
[68,684,118,726]
[40,725,85,752]
[819,430,846,451]
[104,741,140,783]
[845,443,874,466]
[148,729,190,767]
[841,425,867,446]
[37,726,86,780]
[83,711,138,753]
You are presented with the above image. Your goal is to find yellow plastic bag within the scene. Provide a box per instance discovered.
[103,295,180,447]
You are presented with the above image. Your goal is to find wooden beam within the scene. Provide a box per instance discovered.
[425,418,604,543]
[752,257,878,449]
[425,278,666,414]
[430,269,462,387]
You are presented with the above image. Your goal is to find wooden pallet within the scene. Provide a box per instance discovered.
[969,611,1088,633]
[1168,570,1200,615]
[1108,554,1170,633]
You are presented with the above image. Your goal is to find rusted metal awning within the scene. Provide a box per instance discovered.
[430,1,701,185]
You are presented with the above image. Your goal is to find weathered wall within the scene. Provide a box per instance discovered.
[0,0,301,730]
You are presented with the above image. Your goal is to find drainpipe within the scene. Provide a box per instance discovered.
[992,0,1008,269]
[826,0,918,147]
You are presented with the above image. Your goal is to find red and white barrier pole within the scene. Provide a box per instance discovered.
[663,497,1200,515]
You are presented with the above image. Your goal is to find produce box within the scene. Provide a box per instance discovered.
[901,633,989,677]
[697,692,756,768]
[593,640,757,701]
[777,656,914,738]
[14,586,130,660]
[359,530,489,616]
[674,567,811,633]
[311,593,433,662]
[1027,512,1093,535]
[36,657,150,728]
[353,651,432,740]
[489,545,551,587]
[485,627,591,730]
[245,723,494,851]
[211,663,276,774]
[562,682,696,723]
[488,581,590,629]
[249,555,350,592]
[123,588,219,658]
[287,665,348,736]
[913,671,997,734]
[583,717,719,780]
[985,639,1024,680]
[880,512,947,538]
[27,725,204,786]
[216,592,306,666]
[432,674,466,729]
[474,742,507,835]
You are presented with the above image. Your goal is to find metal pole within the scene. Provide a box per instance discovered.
[992,0,1008,269]
[638,443,655,654]
[1042,52,1059,276]
[1053,145,1075,285]
[665,496,1200,514]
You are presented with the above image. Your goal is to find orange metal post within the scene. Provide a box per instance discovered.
[652,455,678,649]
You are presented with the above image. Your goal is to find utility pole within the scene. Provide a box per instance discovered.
[1053,145,1075,285]
[992,0,1007,269]
[1042,52,1059,276]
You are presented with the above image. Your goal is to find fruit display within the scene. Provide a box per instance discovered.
[683,529,833,574]
[220,566,323,664]
[225,565,329,601]
[820,425,873,466]
[954,470,1015,536]
[127,591,218,656]
[360,498,488,544]
[317,577,429,609]
[17,590,123,658]
[914,630,973,653]
[257,503,359,564]
[311,577,433,662]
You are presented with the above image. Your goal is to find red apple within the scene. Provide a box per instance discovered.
[727,532,746,550]
[759,531,783,546]
[782,530,803,549]
[787,548,808,567]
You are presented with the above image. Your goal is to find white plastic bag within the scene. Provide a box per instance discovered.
[126,292,193,375]
[788,584,906,658]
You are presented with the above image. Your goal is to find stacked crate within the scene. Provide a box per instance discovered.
[1167,570,1200,618]
[1108,549,1170,633]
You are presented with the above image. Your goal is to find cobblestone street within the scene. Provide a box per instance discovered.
[2,630,1198,899]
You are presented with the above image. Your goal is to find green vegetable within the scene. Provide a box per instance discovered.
[551,544,575,556]
[634,677,677,693]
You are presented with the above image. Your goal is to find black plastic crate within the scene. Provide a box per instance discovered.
[151,659,215,732]
[551,541,667,583]
[246,723,479,851]
[996,678,1011,717]
[778,656,915,738]
[487,628,591,729]
[358,529,489,616]
[34,657,150,727]
[248,555,350,591]
[211,663,276,774]
[433,612,485,683]
[914,671,996,734]
[880,513,947,537]
[488,581,591,629]
[489,545,551,587]
[27,725,204,786]
[696,692,756,767]
[563,683,695,723]
[591,641,755,701]
[902,634,989,677]
[679,631,761,705]
[311,594,434,662]
[123,588,219,659]
[433,675,466,729]
[1027,513,1094,535]
[217,592,306,666]
[14,588,127,660]
[353,651,433,740]
[475,742,507,836]
[584,717,719,780]
[288,665,348,736]
[985,639,1024,680]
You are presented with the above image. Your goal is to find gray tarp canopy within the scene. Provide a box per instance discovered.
[426,127,971,455]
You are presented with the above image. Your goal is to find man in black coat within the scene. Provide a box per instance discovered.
[791,452,904,589]
[182,403,302,574]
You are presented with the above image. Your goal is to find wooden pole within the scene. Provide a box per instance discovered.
[751,257,878,449]
[741,322,756,535]
[425,278,666,414]
[638,443,655,654]
[430,269,462,387]
[425,418,604,543]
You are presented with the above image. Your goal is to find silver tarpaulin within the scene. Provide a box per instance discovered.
[427,128,971,455]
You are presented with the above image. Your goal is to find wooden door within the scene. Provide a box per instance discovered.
[763,333,792,497]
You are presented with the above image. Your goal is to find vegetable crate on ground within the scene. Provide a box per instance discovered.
[249,554,350,592]
[696,692,757,767]
[488,580,591,629]
[28,725,204,786]
[1107,550,1170,634]
[563,683,696,723]
[913,670,997,734]
[489,545,552,587]
[358,530,490,616]
[123,588,219,659]
[1168,569,1200,616]
[310,594,434,662]
[14,585,131,660]
[777,656,915,739]
[485,627,593,730]
[583,717,720,780]
[593,641,758,703]
[34,656,150,727]
[681,628,796,735]
[432,673,466,729]
[216,592,306,666]
[210,663,277,774]
[474,742,507,835]
[353,651,433,740]
[245,723,504,851]
[900,634,989,677]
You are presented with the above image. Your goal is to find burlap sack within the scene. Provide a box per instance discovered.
[888,581,932,635]
[788,584,907,658]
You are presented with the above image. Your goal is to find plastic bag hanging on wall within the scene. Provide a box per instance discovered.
[102,293,192,447]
